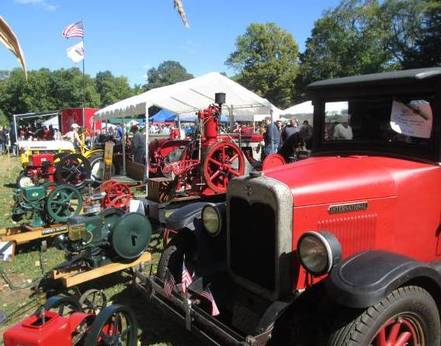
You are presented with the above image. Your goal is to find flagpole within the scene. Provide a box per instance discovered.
[81,21,85,126]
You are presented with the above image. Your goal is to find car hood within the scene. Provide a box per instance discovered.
[264,155,436,207]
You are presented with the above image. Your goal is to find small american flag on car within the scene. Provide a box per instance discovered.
[199,285,220,316]
[163,269,176,297]
[181,256,193,293]
[62,21,84,39]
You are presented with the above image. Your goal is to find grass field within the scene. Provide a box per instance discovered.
[0,156,200,345]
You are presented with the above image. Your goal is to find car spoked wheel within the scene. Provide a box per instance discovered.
[370,313,423,345]
[328,286,440,346]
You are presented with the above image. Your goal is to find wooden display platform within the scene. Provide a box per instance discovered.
[0,224,68,245]
[49,252,151,288]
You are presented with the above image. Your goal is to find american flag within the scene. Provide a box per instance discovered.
[62,21,84,39]
[199,285,220,316]
[181,256,193,293]
[163,269,175,297]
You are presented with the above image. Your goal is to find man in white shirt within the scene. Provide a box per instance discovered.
[333,115,353,140]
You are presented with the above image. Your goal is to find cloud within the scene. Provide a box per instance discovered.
[15,0,58,11]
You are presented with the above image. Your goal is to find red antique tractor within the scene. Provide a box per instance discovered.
[148,93,246,197]
[17,152,91,189]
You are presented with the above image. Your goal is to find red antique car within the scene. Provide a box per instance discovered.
[144,67,441,345]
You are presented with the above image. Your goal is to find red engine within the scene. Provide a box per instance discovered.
[4,295,137,346]
[148,93,246,196]
[18,153,57,188]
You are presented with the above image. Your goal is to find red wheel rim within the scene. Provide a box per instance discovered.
[108,194,131,210]
[371,313,424,346]
[203,142,245,194]
[101,180,132,209]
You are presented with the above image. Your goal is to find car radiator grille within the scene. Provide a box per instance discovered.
[229,197,276,291]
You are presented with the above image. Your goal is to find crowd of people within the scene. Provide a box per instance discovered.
[262,117,313,161]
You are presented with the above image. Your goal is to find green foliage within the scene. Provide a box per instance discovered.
[226,23,299,109]
[0,68,100,116]
[0,109,9,128]
[95,71,134,108]
[144,60,193,91]
[376,0,441,68]
[297,0,441,99]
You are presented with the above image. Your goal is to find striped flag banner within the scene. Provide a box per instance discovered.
[199,285,220,316]
[163,269,175,297]
[62,21,84,39]
[181,256,193,293]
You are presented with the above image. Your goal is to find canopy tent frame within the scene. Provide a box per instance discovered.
[13,111,59,141]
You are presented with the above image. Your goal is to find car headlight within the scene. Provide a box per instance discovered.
[297,231,341,276]
[201,204,222,237]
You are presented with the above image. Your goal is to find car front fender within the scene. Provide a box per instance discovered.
[325,250,441,308]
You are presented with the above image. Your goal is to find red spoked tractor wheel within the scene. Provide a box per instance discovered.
[203,141,245,194]
[100,180,132,211]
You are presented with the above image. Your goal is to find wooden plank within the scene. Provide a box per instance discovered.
[0,224,68,244]
[60,252,151,288]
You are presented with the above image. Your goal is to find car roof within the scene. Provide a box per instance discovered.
[307,67,441,92]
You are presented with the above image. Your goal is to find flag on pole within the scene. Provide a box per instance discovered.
[62,21,84,39]
[181,257,193,293]
[199,285,220,316]
[66,41,84,63]
[163,269,176,297]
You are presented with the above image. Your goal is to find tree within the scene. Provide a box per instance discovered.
[297,0,441,99]
[144,61,193,90]
[298,0,393,98]
[376,0,441,68]
[96,71,133,107]
[226,23,300,109]
[0,68,100,116]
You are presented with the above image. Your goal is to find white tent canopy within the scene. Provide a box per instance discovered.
[282,101,314,116]
[94,72,280,122]
[282,100,349,116]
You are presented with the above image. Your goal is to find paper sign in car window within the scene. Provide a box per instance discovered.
[390,100,432,138]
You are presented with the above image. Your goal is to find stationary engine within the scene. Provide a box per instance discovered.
[3,295,137,346]
[147,93,246,198]
[17,154,56,188]
[12,184,83,227]
[57,208,152,268]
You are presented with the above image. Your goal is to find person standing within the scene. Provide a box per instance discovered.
[333,115,353,140]
[282,117,300,143]
[131,125,145,164]
[263,117,281,157]
[300,120,313,149]
[0,126,5,154]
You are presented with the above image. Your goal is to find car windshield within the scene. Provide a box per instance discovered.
[318,93,436,160]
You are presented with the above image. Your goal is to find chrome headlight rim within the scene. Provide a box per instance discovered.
[201,204,222,237]
[298,231,341,276]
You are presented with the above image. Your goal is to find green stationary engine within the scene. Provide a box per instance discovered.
[12,184,83,227]
[58,208,152,267]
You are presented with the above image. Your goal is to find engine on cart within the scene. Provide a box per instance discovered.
[147,93,246,199]
[12,184,83,227]
[3,295,137,346]
[57,208,152,268]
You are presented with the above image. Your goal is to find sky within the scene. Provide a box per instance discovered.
[0,0,341,85]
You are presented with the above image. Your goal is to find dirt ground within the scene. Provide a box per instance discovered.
[0,155,201,345]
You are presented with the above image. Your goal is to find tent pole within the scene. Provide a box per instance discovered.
[13,114,18,142]
[122,120,126,176]
[145,105,149,195]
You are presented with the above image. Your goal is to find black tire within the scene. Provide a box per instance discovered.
[157,229,195,281]
[88,152,105,183]
[327,285,440,346]
[55,153,91,189]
